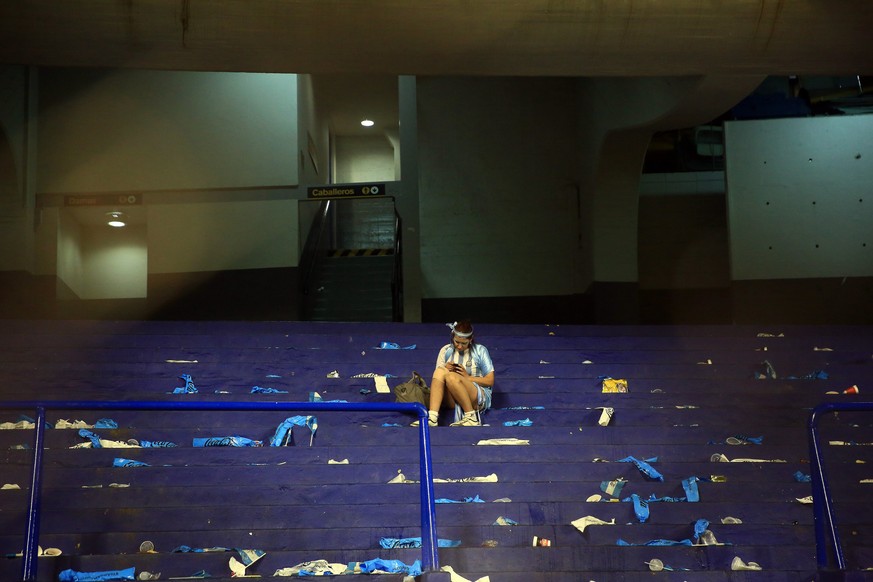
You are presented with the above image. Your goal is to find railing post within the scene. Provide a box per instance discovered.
[418,416,439,571]
[807,401,873,572]
[21,406,47,582]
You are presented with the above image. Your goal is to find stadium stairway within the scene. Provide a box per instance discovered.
[1,320,872,581]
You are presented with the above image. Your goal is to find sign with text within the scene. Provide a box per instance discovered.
[307,184,385,199]
[64,193,142,207]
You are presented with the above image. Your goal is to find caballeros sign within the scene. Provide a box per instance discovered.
[307,184,385,199]
[64,194,141,206]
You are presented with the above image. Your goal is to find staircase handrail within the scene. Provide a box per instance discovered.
[808,401,873,571]
[299,199,333,319]
[391,208,403,322]
[2,400,439,581]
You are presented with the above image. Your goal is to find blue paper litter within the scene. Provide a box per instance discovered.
[172,374,198,394]
[617,455,664,481]
[379,537,461,549]
[192,436,262,447]
[58,567,135,581]
[269,416,318,447]
[617,538,693,547]
[112,458,149,468]
[376,341,417,350]
[503,418,533,427]
[358,558,421,576]
[251,386,288,394]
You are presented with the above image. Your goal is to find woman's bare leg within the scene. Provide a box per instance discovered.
[444,373,478,413]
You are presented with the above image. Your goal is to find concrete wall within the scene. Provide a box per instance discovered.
[81,225,148,299]
[56,209,84,298]
[0,65,30,271]
[638,172,729,290]
[297,74,328,186]
[725,115,873,280]
[147,200,298,274]
[37,69,299,192]
[416,76,580,300]
[334,135,395,184]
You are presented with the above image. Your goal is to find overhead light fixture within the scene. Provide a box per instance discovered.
[106,211,126,228]
[360,119,375,127]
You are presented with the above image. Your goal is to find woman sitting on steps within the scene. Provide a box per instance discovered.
[413,320,495,427]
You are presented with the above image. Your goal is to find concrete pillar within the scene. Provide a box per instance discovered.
[577,74,764,321]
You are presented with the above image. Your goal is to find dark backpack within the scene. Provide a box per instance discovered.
[393,371,430,406]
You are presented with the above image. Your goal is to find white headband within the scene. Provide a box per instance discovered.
[447,321,473,338]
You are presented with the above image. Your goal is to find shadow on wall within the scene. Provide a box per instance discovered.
[0,124,20,219]
[147,268,299,321]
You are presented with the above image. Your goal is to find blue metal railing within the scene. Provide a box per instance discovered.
[1,400,439,581]
[808,401,873,571]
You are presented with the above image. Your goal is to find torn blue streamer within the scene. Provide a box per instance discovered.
[59,567,136,581]
[235,548,266,566]
[503,418,533,427]
[376,342,417,350]
[682,476,700,502]
[616,538,693,547]
[788,370,829,380]
[435,495,485,504]
[379,537,461,549]
[251,386,288,394]
[617,455,664,481]
[172,545,231,553]
[646,495,686,503]
[630,493,650,522]
[138,440,178,448]
[269,415,318,447]
[172,374,198,394]
[78,429,103,448]
[192,436,262,447]
[733,435,763,445]
[94,419,118,429]
[501,406,545,410]
[113,458,149,468]
[358,559,422,577]
[794,471,812,483]
[693,518,709,542]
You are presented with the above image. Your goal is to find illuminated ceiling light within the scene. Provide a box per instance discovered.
[360,119,375,127]
[106,211,126,228]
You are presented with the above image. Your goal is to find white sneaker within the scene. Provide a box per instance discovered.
[450,412,481,427]
[411,411,438,427]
